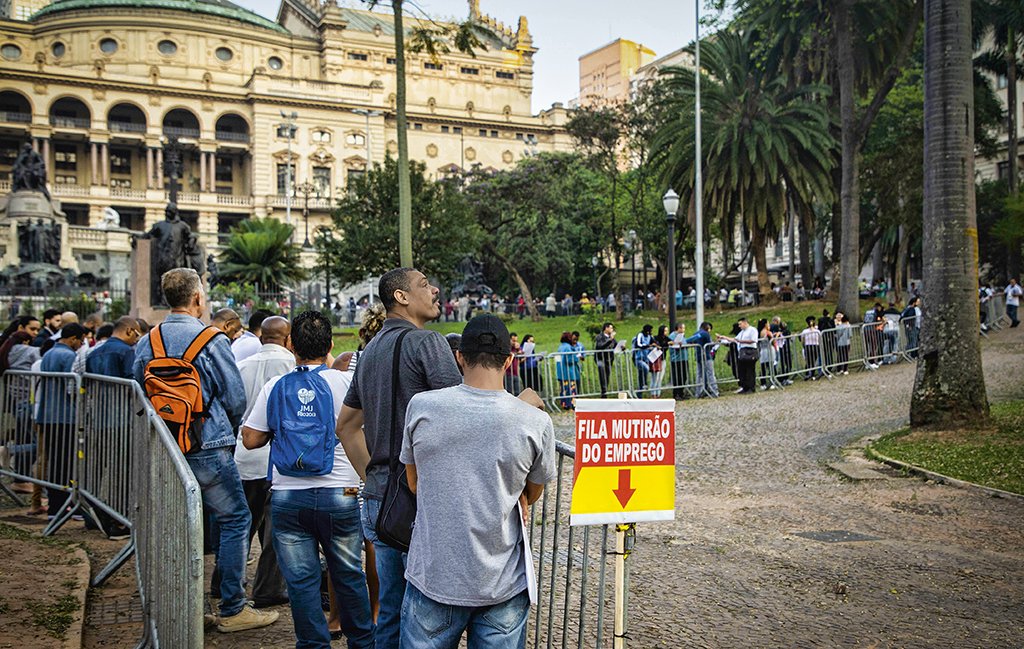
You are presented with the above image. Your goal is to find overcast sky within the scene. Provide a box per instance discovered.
[233,0,699,113]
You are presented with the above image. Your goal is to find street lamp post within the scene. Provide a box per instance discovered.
[279,111,298,237]
[317,226,333,308]
[626,229,637,313]
[591,255,600,304]
[664,189,680,332]
[296,181,317,248]
[694,0,706,324]
[351,108,382,171]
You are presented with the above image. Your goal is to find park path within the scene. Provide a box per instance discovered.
[619,326,1024,648]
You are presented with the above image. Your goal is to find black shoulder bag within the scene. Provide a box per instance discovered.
[375,328,416,552]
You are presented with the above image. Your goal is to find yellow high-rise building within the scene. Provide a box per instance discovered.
[578,38,656,107]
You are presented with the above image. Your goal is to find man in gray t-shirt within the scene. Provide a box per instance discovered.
[401,314,556,648]
[336,267,462,649]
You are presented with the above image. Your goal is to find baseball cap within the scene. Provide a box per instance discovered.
[460,314,511,355]
[60,323,88,340]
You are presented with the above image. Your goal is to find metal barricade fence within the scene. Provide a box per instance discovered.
[629,344,702,399]
[542,350,635,410]
[768,331,828,386]
[705,341,740,392]
[820,325,864,375]
[860,320,903,368]
[987,294,1009,329]
[79,375,147,586]
[131,380,204,649]
[0,370,83,537]
[527,440,628,648]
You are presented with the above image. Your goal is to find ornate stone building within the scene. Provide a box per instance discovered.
[0,0,572,289]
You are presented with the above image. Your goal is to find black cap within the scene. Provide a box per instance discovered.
[60,323,88,340]
[460,315,511,355]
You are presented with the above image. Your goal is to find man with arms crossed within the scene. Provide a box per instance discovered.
[401,314,556,648]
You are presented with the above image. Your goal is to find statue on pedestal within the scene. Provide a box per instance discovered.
[137,202,205,305]
[11,143,50,201]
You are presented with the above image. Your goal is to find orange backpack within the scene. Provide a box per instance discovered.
[143,324,223,455]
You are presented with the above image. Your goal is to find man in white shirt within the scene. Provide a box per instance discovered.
[232,309,274,362]
[234,315,293,608]
[1005,278,1021,328]
[242,311,372,649]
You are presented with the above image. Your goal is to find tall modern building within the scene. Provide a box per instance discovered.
[0,0,573,290]
[578,38,655,107]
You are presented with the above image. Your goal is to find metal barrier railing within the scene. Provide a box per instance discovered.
[527,440,628,648]
[132,379,204,649]
[0,370,203,648]
[540,350,636,410]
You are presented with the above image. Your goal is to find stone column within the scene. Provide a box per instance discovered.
[101,143,110,185]
[199,152,207,192]
[42,139,50,172]
[209,152,216,193]
[156,148,164,190]
[91,143,99,185]
[146,147,154,189]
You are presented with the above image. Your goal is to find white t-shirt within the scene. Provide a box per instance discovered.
[1006,284,1022,307]
[736,326,758,348]
[232,331,262,363]
[244,365,360,490]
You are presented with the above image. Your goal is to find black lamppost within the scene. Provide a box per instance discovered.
[297,180,316,248]
[663,189,680,332]
[317,226,333,308]
[591,255,600,304]
[625,229,637,313]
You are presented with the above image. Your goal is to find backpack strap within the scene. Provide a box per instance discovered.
[387,329,413,475]
[150,324,167,359]
[182,326,223,364]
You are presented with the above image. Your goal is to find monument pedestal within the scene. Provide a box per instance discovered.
[130,238,169,323]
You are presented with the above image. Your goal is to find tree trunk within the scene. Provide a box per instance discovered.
[485,243,541,321]
[750,226,774,302]
[1007,25,1019,197]
[394,1,413,266]
[911,0,989,426]
[836,0,862,318]
[895,225,910,303]
[798,206,813,286]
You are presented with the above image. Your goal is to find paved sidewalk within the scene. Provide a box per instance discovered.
[620,330,1024,648]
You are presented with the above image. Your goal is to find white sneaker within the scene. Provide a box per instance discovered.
[734,388,744,394]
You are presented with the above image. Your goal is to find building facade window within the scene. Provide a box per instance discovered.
[386,57,396,65]
[99,38,118,54]
[277,163,294,195]
[1,44,22,61]
[348,52,368,61]
[345,132,366,146]
[157,40,177,55]
[460,66,479,75]
[490,130,498,138]
[441,125,449,134]
[452,126,462,135]
[268,56,283,70]
[496,70,514,80]
[51,42,66,58]
[215,46,233,62]
[413,123,423,130]
[347,168,365,184]
[215,155,233,184]
[478,129,487,137]
[109,148,131,174]
[311,129,331,143]
[424,62,443,70]
[312,166,331,196]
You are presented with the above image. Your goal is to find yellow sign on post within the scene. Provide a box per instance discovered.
[570,399,676,526]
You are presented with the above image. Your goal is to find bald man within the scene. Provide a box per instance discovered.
[230,315,294,607]
[211,308,243,341]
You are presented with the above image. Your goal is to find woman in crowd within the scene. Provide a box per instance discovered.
[757,318,776,390]
[555,331,580,409]
[520,334,542,393]
[651,325,671,397]
[834,312,852,375]
[632,324,655,396]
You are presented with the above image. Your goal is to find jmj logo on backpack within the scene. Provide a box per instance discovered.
[297,388,315,405]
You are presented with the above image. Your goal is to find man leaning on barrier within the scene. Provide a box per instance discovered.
[38,322,86,520]
[132,267,279,633]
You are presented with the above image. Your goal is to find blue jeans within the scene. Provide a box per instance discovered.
[362,496,406,649]
[272,488,373,649]
[401,583,529,649]
[186,447,251,617]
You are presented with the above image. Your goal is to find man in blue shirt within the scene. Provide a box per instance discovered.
[86,317,140,379]
[132,268,278,634]
[685,321,718,398]
[38,323,86,519]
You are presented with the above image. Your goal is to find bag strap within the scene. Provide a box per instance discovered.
[387,329,413,473]
[182,326,222,364]
[150,324,167,359]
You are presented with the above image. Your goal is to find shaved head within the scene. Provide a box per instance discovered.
[260,316,290,346]
[61,311,79,325]
[211,308,242,339]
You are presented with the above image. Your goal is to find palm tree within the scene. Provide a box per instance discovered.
[652,31,836,299]
[910,0,989,426]
[218,218,307,292]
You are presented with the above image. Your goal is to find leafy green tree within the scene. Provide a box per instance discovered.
[652,30,836,299]
[318,157,480,287]
[218,218,306,291]
[911,0,988,426]
[464,153,611,320]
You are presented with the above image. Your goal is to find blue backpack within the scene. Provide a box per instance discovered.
[267,365,337,477]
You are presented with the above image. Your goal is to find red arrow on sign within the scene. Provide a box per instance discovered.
[612,469,635,508]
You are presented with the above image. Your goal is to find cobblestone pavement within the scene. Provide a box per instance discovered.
[617,328,1024,649]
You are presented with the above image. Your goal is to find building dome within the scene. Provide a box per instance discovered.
[31,0,287,33]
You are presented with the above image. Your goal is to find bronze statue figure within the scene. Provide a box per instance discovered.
[11,143,51,200]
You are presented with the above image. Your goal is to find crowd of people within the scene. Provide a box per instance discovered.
[0,266,556,649]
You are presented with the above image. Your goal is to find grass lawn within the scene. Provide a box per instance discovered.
[869,400,1024,495]
[332,298,880,354]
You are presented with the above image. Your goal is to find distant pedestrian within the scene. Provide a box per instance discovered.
[632,324,655,396]
[520,334,542,393]
[668,322,689,400]
[686,322,718,398]
[1006,279,1021,327]
[594,323,617,398]
[555,331,580,409]
[718,318,757,393]
[834,313,852,375]
[799,316,822,380]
